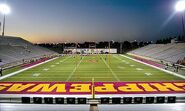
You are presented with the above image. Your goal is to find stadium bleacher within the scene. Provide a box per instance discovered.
[128,43,185,64]
[0,36,57,67]
[177,58,185,65]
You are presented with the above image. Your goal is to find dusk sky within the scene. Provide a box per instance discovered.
[0,0,184,43]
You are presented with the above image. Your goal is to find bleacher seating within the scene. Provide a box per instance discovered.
[0,36,57,67]
[129,43,185,64]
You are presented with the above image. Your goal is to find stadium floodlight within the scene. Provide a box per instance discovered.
[0,4,11,37]
[175,1,185,41]
[0,4,10,14]
[175,1,185,12]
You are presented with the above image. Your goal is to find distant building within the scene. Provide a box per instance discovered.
[171,38,177,43]
[64,48,117,54]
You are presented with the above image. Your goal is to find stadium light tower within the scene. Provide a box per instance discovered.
[0,4,11,37]
[175,0,185,41]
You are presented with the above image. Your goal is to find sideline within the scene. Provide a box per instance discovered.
[0,57,60,81]
[120,55,185,79]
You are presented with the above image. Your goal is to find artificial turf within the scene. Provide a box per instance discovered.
[0,54,183,82]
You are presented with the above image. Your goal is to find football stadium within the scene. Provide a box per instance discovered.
[0,0,185,111]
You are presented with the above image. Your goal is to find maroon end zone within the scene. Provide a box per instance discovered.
[0,82,185,95]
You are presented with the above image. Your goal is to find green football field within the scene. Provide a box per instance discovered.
[0,54,183,82]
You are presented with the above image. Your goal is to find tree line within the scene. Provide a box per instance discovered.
[36,35,184,54]
[36,41,151,54]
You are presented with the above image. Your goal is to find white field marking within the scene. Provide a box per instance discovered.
[32,73,40,77]
[43,68,49,71]
[118,66,125,69]
[10,76,165,79]
[114,55,126,63]
[58,56,71,63]
[121,54,185,79]
[130,65,135,67]
[136,68,144,71]
[0,57,59,80]
[50,56,71,68]
[65,57,84,81]
[145,72,153,76]
[8,76,109,79]
[50,65,55,67]
[114,55,134,68]
[24,70,119,72]
[13,74,166,77]
[114,55,130,65]
[55,62,60,64]
[101,55,120,81]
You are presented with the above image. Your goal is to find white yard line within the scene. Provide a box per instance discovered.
[43,68,49,71]
[0,57,70,81]
[145,72,153,76]
[121,55,185,79]
[32,73,40,77]
[58,56,71,64]
[136,68,144,71]
[113,55,122,61]
[100,55,120,81]
[65,57,84,81]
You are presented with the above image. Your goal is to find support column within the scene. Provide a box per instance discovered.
[89,104,99,111]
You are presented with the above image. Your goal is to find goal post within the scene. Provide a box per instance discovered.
[89,42,99,61]
[91,77,95,99]
[89,42,97,54]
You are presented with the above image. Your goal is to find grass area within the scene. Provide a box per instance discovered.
[0,54,183,82]
[2,66,22,76]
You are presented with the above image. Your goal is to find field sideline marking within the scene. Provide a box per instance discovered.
[9,76,167,79]
[100,55,120,81]
[121,54,185,79]
[65,57,84,81]
[0,57,58,80]
[0,57,70,81]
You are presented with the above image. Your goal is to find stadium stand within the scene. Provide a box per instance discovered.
[128,43,185,64]
[0,36,58,68]
[177,58,185,65]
